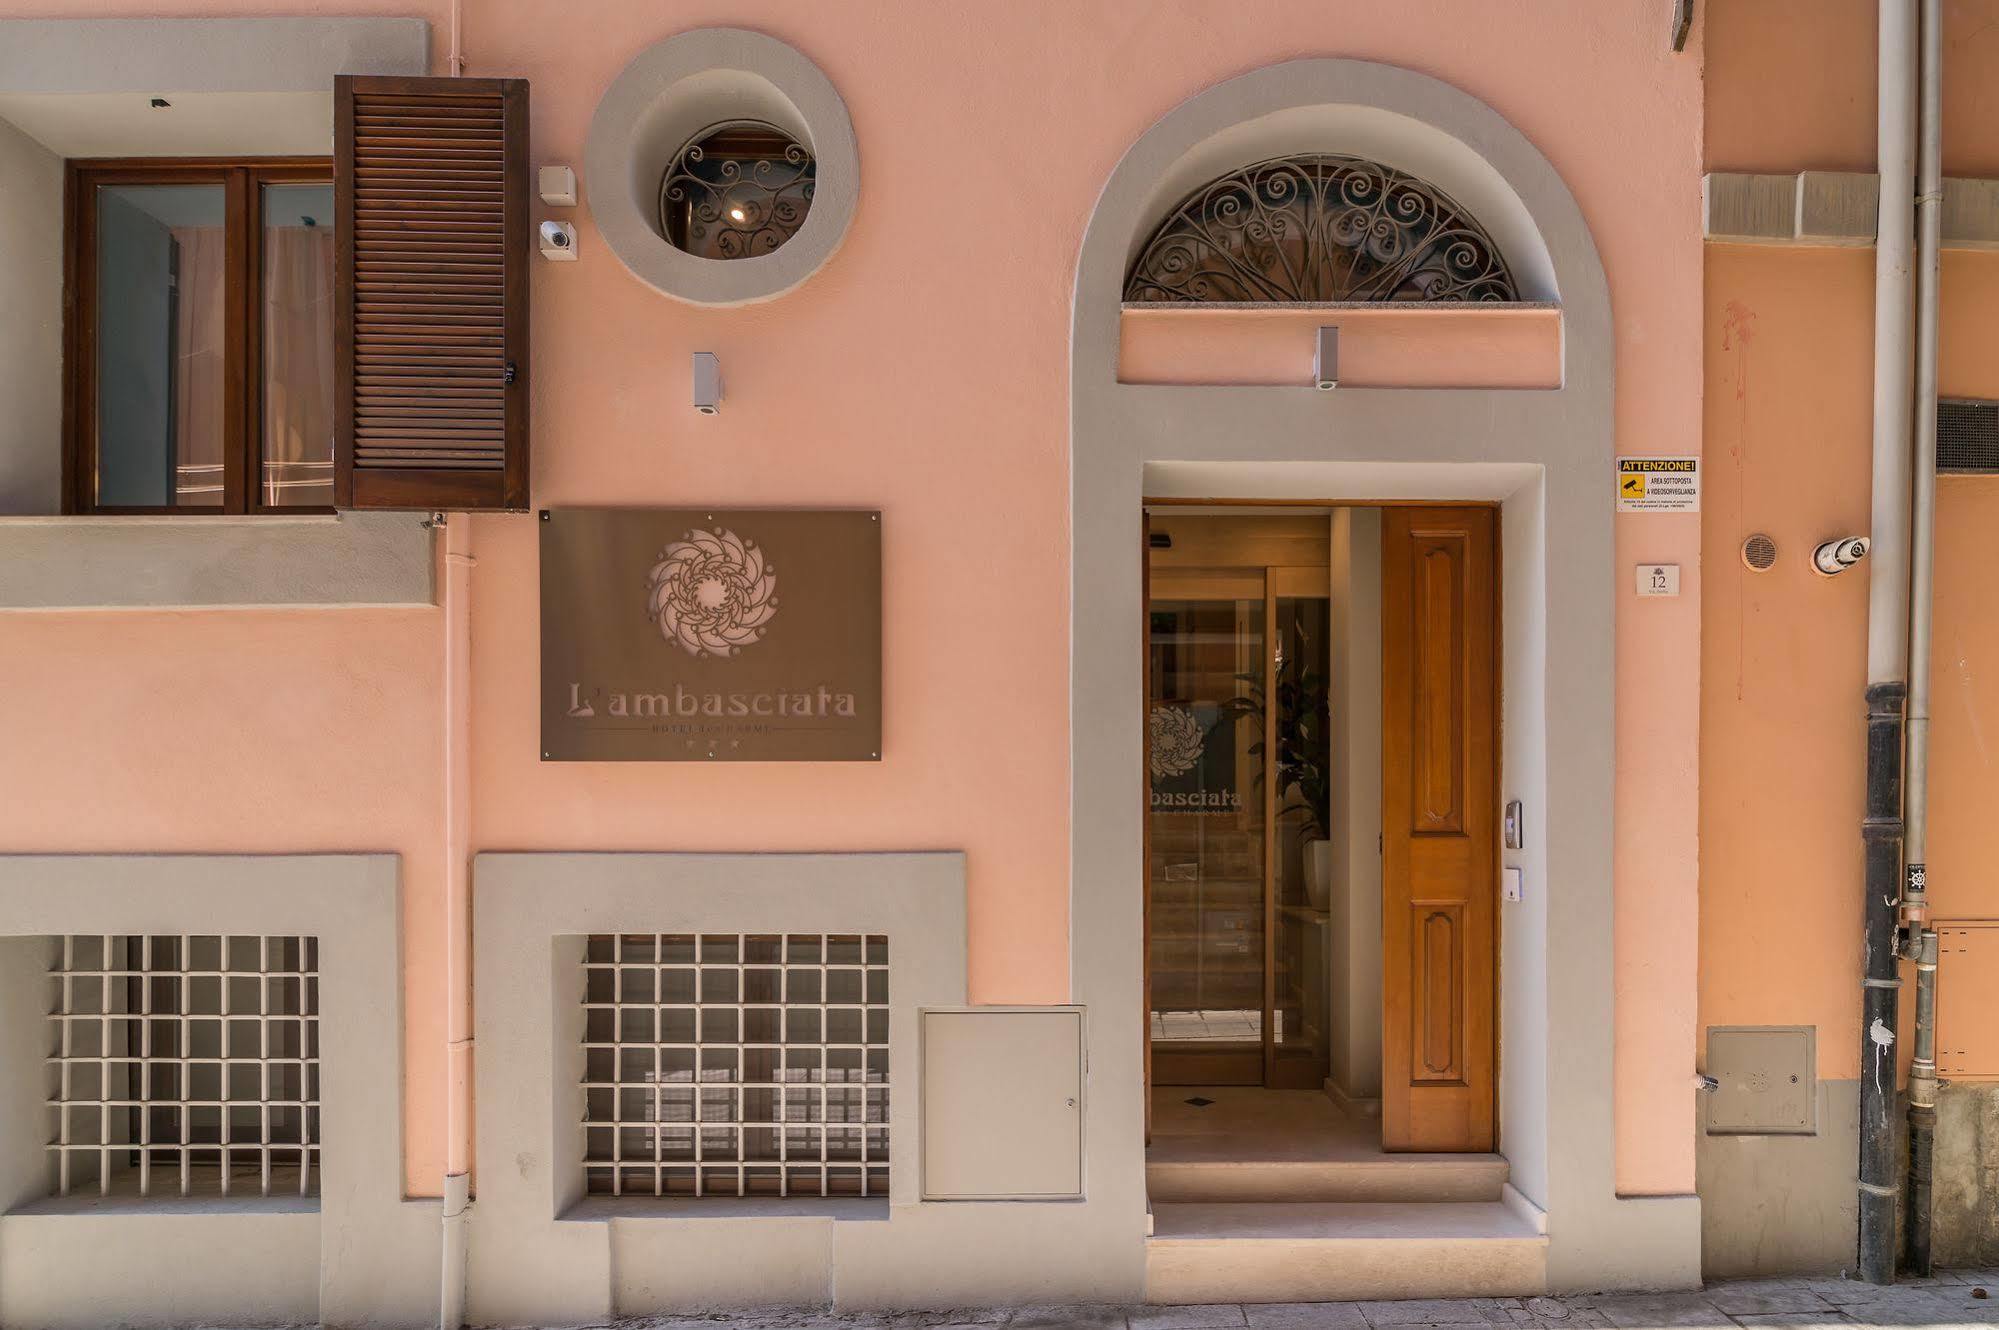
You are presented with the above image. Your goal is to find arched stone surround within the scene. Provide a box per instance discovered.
[1069,58,1701,1292]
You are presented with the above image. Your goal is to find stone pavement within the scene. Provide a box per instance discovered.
[617,1271,1999,1330]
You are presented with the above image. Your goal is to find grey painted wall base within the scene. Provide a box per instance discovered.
[0,513,435,609]
[1695,1079,1999,1277]
[1,1209,321,1329]
[469,852,1153,1321]
[1934,1082,1999,1267]
[0,855,436,1330]
[1696,1080,1859,1279]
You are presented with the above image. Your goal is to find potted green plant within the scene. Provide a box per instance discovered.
[1221,660,1333,907]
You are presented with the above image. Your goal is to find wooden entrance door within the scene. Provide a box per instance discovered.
[1380,506,1498,1152]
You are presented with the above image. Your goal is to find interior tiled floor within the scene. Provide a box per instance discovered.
[1152,1009,1266,1042]
[1147,1084,1389,1164]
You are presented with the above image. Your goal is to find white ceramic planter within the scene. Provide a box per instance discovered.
[1304,837,1334,909]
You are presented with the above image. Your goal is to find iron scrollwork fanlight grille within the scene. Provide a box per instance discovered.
[1124,154,1517,303]
[659,120,816,260]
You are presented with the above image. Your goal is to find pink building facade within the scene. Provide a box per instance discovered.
[0,2,1990,1324]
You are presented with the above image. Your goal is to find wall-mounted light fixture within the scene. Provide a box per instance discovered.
[1314,326,1339,391]
[692,352,723,415]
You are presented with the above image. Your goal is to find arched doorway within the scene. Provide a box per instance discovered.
[1125,152,1515,1156]
[1069,58,1700,1297]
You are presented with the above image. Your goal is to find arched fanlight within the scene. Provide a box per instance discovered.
[1124,154,1517,303]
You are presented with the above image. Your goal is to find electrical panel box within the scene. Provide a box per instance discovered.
[1938,921,1999,1079]
[921,1006,1083,1200]
[1704,1025,1817,1135]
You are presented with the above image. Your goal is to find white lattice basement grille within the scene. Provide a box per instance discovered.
[47,935,320,1198]
[582,933,889,1198]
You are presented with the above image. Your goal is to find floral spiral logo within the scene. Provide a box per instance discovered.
[646,526,778,658]
[1149,705,1204,780]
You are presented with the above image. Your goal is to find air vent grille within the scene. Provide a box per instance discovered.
[1939,398,1999,474]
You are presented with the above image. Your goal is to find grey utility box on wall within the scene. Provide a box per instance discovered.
[1704,1025,1817,1134]
[921,1006,1084,1199]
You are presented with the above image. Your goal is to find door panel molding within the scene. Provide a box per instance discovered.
[1413,901,1465,1082]
[1411,533,1469,833]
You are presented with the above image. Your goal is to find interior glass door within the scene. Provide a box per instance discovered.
[1148,566,1333,1088]
[1270,585,1333,1088]
[1148,574,1268,1085]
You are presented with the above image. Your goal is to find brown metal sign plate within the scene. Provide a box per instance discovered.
[540,508,881,761]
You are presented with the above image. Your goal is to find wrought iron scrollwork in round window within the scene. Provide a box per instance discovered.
[1124,154,1517,303]
[659,121,816,260]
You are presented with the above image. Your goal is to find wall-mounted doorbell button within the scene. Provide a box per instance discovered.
[1503,866,1525,903]
[1503,799,1524,850]
[538,165,578,207]
[538,219,578,261]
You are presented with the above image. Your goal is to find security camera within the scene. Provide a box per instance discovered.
[538,219,578,261]
[1812,536,1869,576]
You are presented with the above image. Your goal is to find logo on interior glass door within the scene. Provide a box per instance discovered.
[1149,704,1240,811]
[1149,705,1204,778]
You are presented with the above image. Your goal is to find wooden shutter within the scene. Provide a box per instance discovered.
[335,75,529,511]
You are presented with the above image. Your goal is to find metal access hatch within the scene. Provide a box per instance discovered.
[1704,1025,1817,1135]
[1938,921,1999,1080]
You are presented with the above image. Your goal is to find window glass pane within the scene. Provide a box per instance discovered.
[260,184,336,508]
[95,184,227,507]
[661,123,815,259]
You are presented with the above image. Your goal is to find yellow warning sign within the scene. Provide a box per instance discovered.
[1616,456,1699,512]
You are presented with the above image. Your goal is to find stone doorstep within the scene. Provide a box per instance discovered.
[1144,1157,1511,1206]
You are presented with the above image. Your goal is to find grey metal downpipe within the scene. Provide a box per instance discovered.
[1861,685,1908,1284]
[1859,0,1918,1287]
[1904,0,1942,942]
[1906,928,1940,1274]
[1900,0,1944,1277]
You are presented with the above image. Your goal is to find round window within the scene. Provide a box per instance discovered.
[659,121,816,260]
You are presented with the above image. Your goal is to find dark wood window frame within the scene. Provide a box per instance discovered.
[62,157,334,516]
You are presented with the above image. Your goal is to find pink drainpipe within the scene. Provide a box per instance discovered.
[441,13,472,1323]
[441,515,475,1328]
